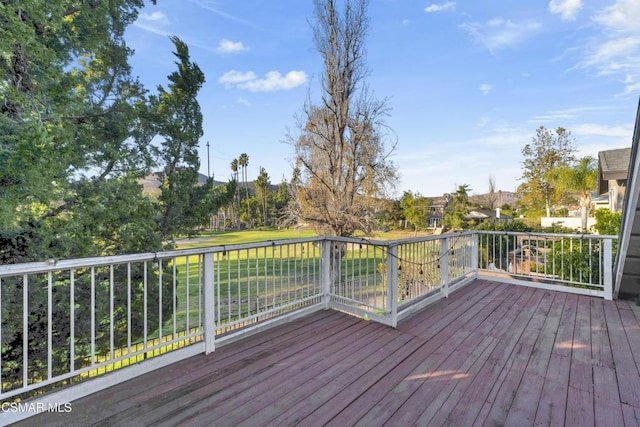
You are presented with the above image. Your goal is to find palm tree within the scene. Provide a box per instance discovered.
[238,153,250,227]
[551,156,598,231]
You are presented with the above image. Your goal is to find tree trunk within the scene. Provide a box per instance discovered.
[581,205,588,232]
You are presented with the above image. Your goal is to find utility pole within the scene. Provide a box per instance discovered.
[206,140,210,179]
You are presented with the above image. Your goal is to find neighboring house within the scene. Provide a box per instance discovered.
[465,208,513,225]
[598,147,631,212]
[591,193,610,211]
[426,195,452,228]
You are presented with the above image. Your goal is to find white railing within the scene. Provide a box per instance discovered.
[476,231,615,299]
[0,230,616,413]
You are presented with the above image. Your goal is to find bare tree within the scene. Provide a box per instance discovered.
[287,0,398,237]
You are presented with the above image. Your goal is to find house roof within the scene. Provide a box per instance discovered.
[599,147,631,181]
[426,195,451,207]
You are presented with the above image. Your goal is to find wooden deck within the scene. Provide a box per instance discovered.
[14,279,640,426]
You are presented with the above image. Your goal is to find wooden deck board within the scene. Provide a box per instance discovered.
[352,282,529,426]
[391,284,534,426]
[119,316,383,426]
[12,280,640,427]
[450,287,545,426]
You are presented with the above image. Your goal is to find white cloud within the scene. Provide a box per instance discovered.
[187,0,255,27]
[572,123,633,138]
[621,74,640,96]
[425,2,456,13]
[396,125,527,194]
[219,70,256,86]
[593,0,640,34]
[134,11,171,36]
[141,11,170,24]
[579,0,640,94]
[460,18,542,55]
[548,0,583,21]
[479,83,493,95]
[216,39,248,54]
[529,106,613,122]
[219,70,307,92]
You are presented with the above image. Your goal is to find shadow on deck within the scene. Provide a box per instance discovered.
[13,279,640,426]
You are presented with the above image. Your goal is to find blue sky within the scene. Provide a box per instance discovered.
[126,0,640,197]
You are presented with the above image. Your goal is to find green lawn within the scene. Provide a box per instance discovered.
[175,227,436,250]
[176,227,317,250]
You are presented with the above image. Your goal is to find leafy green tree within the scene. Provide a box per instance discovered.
[518,126,576,217]
[0,0,158,262]
[550,156,598,231]
[255,167,271,226]
[444,185,472,229]
[0,0,180,394]
[400,192,431,235]
[593,208,621,257]
[272,181,291,224]
[377,198,404,230]
[152,37,209,240]
[593,208,622,236]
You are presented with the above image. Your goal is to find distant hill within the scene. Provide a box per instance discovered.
[469,190,520,208]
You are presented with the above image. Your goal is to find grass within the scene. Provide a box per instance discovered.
[176,227,317,249]
[175,227,436,250]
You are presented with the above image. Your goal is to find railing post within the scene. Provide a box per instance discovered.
[441,237,449,297]
[386,244,398,327]
[203,252,216,354]
[603,238,613,301]
[321,239,331,309]
[471,233,479,277]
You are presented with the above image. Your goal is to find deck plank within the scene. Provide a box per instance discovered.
[603,300,640,408]
[75,309,345,421]
[324,281,518,427]
[565,296,595,426]
[445,287,547,426]
[590,298,614,369]
[415,287,540,426]
[108,315,380,426]
[230,327,406,426]
[504,291,566,425]
[411,288,551,426]
[532,292,579,427]
[11,280,640,427]
[348,282,529,426]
